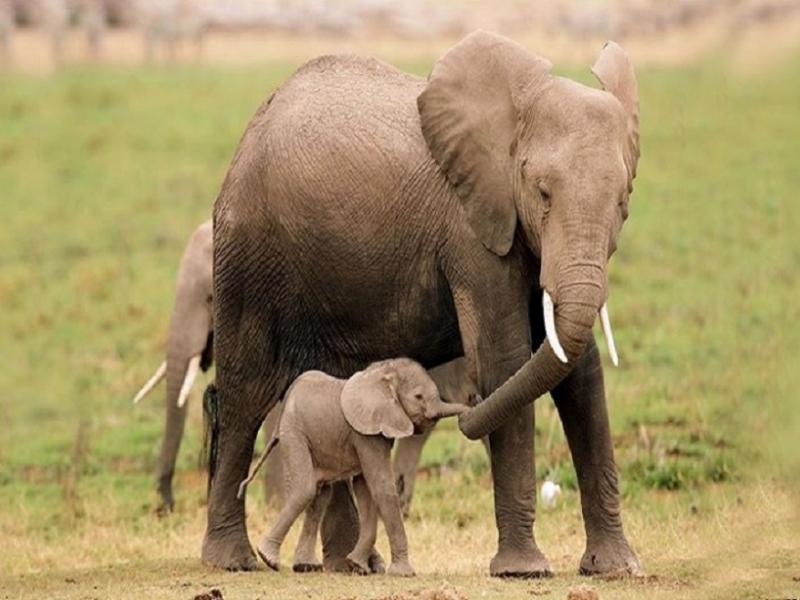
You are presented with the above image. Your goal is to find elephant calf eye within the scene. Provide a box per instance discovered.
[415,393,424,400]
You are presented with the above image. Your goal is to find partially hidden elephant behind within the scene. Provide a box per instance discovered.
[207,30,642,577]
[132,220,476,514]
[132,220,214,513]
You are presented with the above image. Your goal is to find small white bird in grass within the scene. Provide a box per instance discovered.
[540,480,562,508]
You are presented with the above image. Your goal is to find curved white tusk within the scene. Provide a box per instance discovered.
[177,354,201,408]
[132,361,166,404]
[543,291,568,364]
[599,303,619,367]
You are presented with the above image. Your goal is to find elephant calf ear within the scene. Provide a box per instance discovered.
[341,368,414,439]
[591,41,640,182]
[418,30,552,256]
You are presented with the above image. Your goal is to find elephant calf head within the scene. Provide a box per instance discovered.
[342,358,468,438]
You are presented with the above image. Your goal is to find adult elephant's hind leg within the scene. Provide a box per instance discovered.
[202,376,275,571]
[321,480,360,572]
[551,340,642,576]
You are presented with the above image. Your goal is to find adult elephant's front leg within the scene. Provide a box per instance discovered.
[458,296,550,576]
[488,400,551,577]
[550,340,642,575]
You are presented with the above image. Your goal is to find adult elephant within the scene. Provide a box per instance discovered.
[206,31,641,577]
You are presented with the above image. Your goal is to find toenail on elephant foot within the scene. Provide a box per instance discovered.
[579,538,643,577]
[292,562,322,573]
[201,530,258,571]
[490,546,553,578]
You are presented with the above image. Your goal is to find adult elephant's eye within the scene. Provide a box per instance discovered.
[538,180,551,203]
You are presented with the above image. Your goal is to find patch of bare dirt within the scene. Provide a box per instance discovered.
[192,589,223,600]
[566,584,599,600]
[374,583,469,600]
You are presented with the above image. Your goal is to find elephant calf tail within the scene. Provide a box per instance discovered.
[202,383,220,496]
[236,434,279,500]
[235,399,286,500]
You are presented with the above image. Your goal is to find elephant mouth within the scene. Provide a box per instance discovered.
[542,289,618,367]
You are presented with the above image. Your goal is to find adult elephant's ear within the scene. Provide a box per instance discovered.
[418,30,552,256]
[591,41,640,182]
[341,364,414,439]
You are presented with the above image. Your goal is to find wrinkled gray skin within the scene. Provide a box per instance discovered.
[133,220,214,513]
[248,359,466,576]
[208,31,641,577]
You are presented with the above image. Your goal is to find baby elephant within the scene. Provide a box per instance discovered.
[239,358,467,576]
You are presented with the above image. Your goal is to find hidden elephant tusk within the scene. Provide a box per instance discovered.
[543,291,568,364]
[599,303,619,367]
[177,355,201,408]
[132,361,166,404]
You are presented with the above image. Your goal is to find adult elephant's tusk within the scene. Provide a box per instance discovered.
[177,355,201,408]
[543,291,568,364]
[132,361,166,404]
[599,303,619,367]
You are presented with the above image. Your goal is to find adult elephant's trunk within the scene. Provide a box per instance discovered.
[155,303,212,510]
[459,273,606,440]
[156,351,193,508]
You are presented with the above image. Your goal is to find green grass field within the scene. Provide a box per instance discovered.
[1,51,799,599]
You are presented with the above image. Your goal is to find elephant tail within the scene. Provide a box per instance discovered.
[202,382,220,496]
[235,400,286,500]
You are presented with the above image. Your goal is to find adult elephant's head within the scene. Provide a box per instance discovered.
[418,31,639,438]
[133,220,215,409]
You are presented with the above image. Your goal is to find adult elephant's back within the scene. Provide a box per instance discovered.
[213,55,462,378]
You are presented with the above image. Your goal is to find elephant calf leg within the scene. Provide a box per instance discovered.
[292,485,331,572]
[257,439,317,571]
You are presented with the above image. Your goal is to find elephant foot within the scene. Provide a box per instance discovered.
[368,548,386,574]
[579,535,643,577]
[293,561,322,573]
[490,544,553,578]
[387,560,416,577]
[256,538,281,572]
[323,556,352,572]
[345,552,372,575]
[201,528,258,571]
[293,547,321,573]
